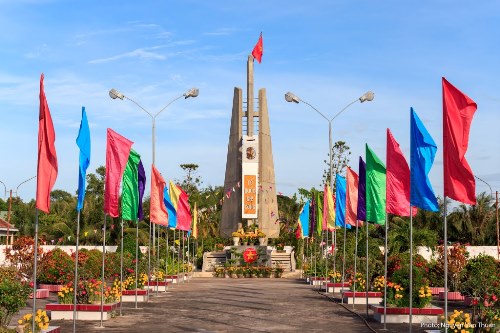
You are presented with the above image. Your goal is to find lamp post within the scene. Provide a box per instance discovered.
[109,87,199,282]
[0,180,6,200]
[284,90,374,289]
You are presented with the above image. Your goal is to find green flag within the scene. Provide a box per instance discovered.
[316,189,323,236]
[121,149,141,221]
[366,144,386,225]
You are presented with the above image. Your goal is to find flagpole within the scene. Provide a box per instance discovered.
[72,211,81,332]
[409,207,414,332]
[147,221,151,294]
[165,226,169,292]
[305,239,309,282]
[341,221,347,304]
[352,221,359,309]
[333,228,337,284]
[119,220,124,317]
[99,214,107,328]
[187,233,190,283]
[444,196,448,333]
[156,225,160,295]
[383,214,388,329]
[182,230,185,283]
[324,230,328,291]
[172,229,176,289]
[32,209,39,333]
[177,229,181,284]
[365,220,369,318]
[135,220,139,307]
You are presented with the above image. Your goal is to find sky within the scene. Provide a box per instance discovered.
[0,0,499,204]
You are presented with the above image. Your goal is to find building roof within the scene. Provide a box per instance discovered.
[0,217,18,231]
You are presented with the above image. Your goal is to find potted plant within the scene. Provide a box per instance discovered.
[276,243,285,252]
[231,232,241,246]
[257,231,266,245]
[274,264,284,278]
[17,309,50,333]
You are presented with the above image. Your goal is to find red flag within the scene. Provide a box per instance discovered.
[345,167,359,226]
[150,165,169,226]
[251,33,263,63]
[386,129,416,216]
[295,223,302,239]
[176,185,192,231]
[443,77,477,205]
[36,74,58,213]
[104,128,133,217]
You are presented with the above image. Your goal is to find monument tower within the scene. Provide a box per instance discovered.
[219,53,280,239]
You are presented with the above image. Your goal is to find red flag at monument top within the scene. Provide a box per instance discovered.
[36,73,58,213]
[252,33,263,63]
[442,77,477,205]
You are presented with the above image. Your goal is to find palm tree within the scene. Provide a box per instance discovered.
[387,216,438,255]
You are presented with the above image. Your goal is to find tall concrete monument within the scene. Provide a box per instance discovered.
[219,55,280,239]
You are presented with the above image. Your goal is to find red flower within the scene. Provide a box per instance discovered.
[243,248,258,263]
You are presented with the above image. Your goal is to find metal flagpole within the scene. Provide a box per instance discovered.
[365,219,369,318]
[32,210,39,333]
[444,197,448,333]
[147,221,151,294]
[72,211,81,332]
[165,226,169,291]
[119,220,124,316]
[383,214,389,329]
[313,237,317,288]
[325,230,329,292]
[177,229,181,283]
[352,221,359,309]
[409,207,414,332]
[187,232,191,283]
[182,231,185,283]
[306,239,309,283]
[135,220,140,306]
[341,221,347,304]
[156,225,160,296]
[333,228,337,282]
[99,214,107,327]
[172,229,176,288]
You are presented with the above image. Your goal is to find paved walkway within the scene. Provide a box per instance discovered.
[21,278,439,332]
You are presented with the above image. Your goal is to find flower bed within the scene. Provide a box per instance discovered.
[438,291,464,301]
[322,282,349,293]
[145,281,169,292]
[46,302,120,320]
[342,291,383,305]
[29,289,50,299]
[370,304,443,324]
[121,289,148,302]
[38,284,65,293]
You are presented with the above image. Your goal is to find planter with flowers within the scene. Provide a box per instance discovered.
[370,260,444,324]
[145,271,169,291]
[120,274,150,302]
[323,271,349,293]
[46,279,121,320]
[16,310,60,333]
[38,248,74,292]
[343,273,383,305]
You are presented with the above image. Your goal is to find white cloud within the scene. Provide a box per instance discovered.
[89,48,167,64]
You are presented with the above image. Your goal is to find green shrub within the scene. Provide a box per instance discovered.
[0,266,30,327]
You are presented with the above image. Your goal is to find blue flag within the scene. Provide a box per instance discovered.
[410,108,439,212]
[163,187,177,228]
[298,200,310,238]
[76,107,90,211]
[335,174,349,228]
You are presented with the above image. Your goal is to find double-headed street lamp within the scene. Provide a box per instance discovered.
[109,87,199,271]
[284,90,374,293]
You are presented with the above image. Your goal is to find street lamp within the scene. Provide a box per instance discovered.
[109,87,199,282]
[284,90,374,295]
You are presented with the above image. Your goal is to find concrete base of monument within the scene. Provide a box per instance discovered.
[121,289,148,302]
[342,291,383,305]
[46,302,120,321]
[321,282,349,293]
[370,304,444,324]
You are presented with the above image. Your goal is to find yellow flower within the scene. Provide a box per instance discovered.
[18,319,23,324]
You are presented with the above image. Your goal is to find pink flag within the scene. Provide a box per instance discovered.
[36,74,58,213]
[176,185,192,231]
[443,77,477,205]
[386,129,416,216]
[150,165,169,226]
[104,128,133,217]
[345,167,361,226]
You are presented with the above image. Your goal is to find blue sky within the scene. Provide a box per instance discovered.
[0,0,499,202]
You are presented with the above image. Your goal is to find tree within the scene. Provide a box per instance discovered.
[322,140,351,188]
[179,163,202,199]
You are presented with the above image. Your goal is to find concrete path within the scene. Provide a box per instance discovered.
[42,278,436,332]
